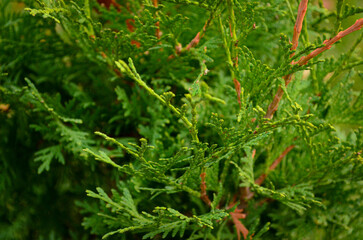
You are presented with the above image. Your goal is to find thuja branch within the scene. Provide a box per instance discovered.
[230,208,248,240]
[94,131,139,158]
[200,172,211,206]
[327,31,363,85]
[335,0,345,34]
[115,59,194,130]
[255,145,295,186]
[296,19,363,65]
[219,16,232,68]
[83,0,94,35]
[227,0,238,68]
[219,1,241,107]
[152,0,161,39]
[239,150,256,203]
[86,132,201,198]
[115,59,210,202]
[167,179,201,198]
[265,0,308,119]
[171,1,221,57]
[265,16,363,119]
[228,0,241,107]
[290,0,309,57]
[240,145,295,207]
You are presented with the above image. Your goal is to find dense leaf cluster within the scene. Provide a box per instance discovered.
[1,0,362,239]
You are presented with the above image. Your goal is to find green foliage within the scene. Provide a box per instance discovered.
[1,0,363,239]
[85,186,228,239]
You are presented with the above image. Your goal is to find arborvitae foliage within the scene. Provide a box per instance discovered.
[1,0,363,239]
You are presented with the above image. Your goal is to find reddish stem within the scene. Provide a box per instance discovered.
[170,11,215,58]
[251,149,256,159]
[186,32,201,51]
[296,18,363,65]
[200,172,211,206]
[265,17,362,119]
[233,78,242,106]
[152,0,161,39]
[264,0,309,119]
[230,208,249,240]
[255,145,295,185]
[291,0,309,57]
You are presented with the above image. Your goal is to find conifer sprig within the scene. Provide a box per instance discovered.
[2,0,362,239]
[266,11,363,119]
[115,58,193,128]
[254,145,295,186]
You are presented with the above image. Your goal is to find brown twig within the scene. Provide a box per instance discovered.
[233,79,242,106]
[239,145,294,206]
[255,145,295,185]
[227,0,242,107]
[188,3,219,48]
[296,18,363,65]
[239,1,306,208]
[290,0,309,57]
[175,17,211,54]
[152,0,161,39]
[230,207,249,240]
[200,172,212,206]
[185,32,202,51]
[265,16,363,119]
[265,0,309,119]
[169,2,220,59]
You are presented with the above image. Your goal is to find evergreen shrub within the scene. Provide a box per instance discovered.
[1,0,363,239]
